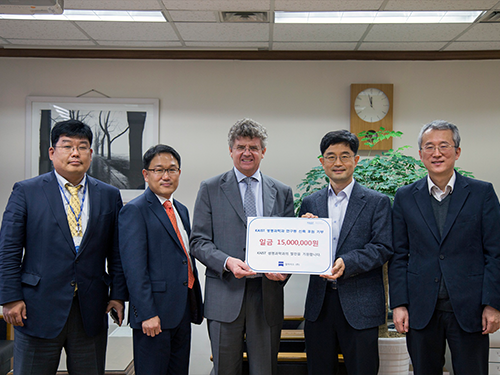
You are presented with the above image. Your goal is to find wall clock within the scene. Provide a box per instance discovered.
[350,83,394,150]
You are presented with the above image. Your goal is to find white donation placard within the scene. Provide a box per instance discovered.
[245,217,333,275]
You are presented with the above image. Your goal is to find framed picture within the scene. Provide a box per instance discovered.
[26,96,159,202]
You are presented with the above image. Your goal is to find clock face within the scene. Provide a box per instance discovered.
[354,88,390,123]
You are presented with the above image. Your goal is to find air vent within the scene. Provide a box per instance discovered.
[220,11,268,23]
[478,11,500,23]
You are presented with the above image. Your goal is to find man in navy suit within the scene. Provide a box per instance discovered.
[389,120,500,375]
[299,130,393,375]
[119,144,203,375]
[0,119,127,375]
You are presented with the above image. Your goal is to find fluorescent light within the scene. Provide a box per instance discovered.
[0,10,166,22]
[275,11,483,24]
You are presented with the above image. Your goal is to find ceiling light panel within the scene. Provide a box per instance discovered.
[274,11,483,24]
[0,10,166,22]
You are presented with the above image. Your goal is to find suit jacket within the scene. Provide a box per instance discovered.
[389,173,500,332]
[0,171,127,339]
[118,188,203,329]
[299,181,393,330]
[190,169,294,325]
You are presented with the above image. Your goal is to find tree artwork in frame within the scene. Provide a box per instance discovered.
[26,96,159,203]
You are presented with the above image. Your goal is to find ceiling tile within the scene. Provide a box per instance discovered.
[275,0,384,11]
[358,41,447,50]
[76,21,178,41]
[161,1,271,11]
[185,41,268,48]
[65,0,162,10]
[0,20,87,40]
[384,0,498,11]
[445,41,500,50]
[365,24,470,42]
[4,39,96,46]
[272,41,358,50]
[169,10,218,22]
[273,24,368,42]
[176,23,268,41]
[96,40,183,47]
[457,23,500,41]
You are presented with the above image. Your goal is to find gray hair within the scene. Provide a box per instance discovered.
[417,120,461,149]
[228,118,268,149]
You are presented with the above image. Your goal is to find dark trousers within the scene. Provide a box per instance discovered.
[305,287,379,375]
[133,298,192,375]
[13,296,107,375]
[208,278,282,375]
[407,309,489,375]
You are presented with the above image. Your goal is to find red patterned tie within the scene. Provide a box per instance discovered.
[163,200,195,289]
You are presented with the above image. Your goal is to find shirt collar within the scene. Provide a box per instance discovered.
[54,170,86,188]
[155,193,174,206]
[328,178,355,200]
[234,167,261,184]
[427,171,456,196]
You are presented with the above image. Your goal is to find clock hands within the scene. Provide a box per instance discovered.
[369,95,373,108]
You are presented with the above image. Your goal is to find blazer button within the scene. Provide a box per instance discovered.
[434,278,439,283]
[182,260,187,265]
[439,254,445,260]
[183,282,188,286]
[70,281,76,287]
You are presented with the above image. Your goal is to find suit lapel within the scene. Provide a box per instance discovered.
[146,188,184,251]
[440,173,469,243]
[220,170,247,225]
[314,188,329,218]
[337,182,366,251]
[262,174,277,217]
[78,176,99,256]
[42,172,77,253]
[413,177,440,242]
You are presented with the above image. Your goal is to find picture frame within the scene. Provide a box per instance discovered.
[26,96,159,203]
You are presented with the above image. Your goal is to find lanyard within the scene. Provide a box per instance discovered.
[58,178,88,236]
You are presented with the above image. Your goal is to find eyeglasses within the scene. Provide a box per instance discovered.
[421,144,456,154]
[146,167,180,176]
[54,145,90,153]
[323,155,355,164]
[233,145,261,153]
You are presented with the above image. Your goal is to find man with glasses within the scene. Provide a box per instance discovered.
[0,119,127,374]
[119,144,203,375]
[190,118,294,375]
[299,130,393,375]
[389,120,500,374]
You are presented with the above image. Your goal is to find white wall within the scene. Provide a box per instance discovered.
[1,57,499,374]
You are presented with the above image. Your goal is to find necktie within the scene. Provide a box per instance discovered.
[65,184,83,237]
[163,200,195,289]
[244,177,257,218]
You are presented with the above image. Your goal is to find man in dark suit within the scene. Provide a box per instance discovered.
[0,119,127,375]
[190,118,294,375]
[119,144,203,375]
[299,130,393,375]
[389,120,500,375]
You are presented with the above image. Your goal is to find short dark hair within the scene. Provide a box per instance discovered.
[320,130,359,155]
[142,144,181,170]
[51,119,93,147]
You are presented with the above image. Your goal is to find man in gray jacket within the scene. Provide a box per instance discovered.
[190,118,294,375]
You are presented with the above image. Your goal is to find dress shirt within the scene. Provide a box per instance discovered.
[234,167,263,217]
[54,170,89,246]
[427,172,456,202]
[328,179,355,249]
